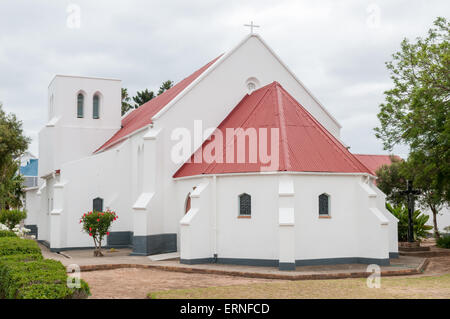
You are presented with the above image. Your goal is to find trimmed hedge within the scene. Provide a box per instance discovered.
[0,253,43,263]
[0,238,90,299]
[0,230,16,238]
[0,237,41,256]
[437,235,450,249]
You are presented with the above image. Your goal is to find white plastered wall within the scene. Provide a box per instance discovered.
[176,173,393,263]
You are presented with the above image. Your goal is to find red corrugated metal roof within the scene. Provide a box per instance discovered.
[95,55,222,153]
[353,154,402,175]
[174,82,372,178]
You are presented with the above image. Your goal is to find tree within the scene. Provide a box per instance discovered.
[0,103,30,210]
[375,17,449,234]
[376,157,445,238]
[0,208,27,230]
[375,156,407,206]
[121,88,133,116]
[133,89,155,108]
[80,210,118,257]
[157,80,173,96]
[0,158,25,209]
[0,104,30,164]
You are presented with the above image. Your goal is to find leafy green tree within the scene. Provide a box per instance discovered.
[0,209,27,230]
[0,103,29,209]
[386,203,432,241]
[80,210,118,257]
[0,158,25,209]
[121,88,133,116]
[133,89,155,108]
[376,156,445,238]
[157,80,173,96]
[375,17,449,236]
[375,156,407,206]
[0,104,29,164]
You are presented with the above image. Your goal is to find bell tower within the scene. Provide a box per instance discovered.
[39,75,122,177]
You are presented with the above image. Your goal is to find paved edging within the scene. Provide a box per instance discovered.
[77,258,430,281]
[399,250,450,258]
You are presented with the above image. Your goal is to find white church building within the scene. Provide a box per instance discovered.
[25,34,398,270]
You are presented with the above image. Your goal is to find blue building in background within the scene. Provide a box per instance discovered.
[19,153,38,188]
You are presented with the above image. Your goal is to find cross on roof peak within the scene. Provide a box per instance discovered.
[244,21,260,34]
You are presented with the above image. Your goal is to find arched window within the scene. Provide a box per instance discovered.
[93,94,100,119]
[77,93,84,118]
[318,193,330,216]
[185,192,191,214]
[239,193,251,216]
[93,197,103,212]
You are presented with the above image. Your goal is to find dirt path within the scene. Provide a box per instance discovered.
[419,256,450,276]
[81,256,450,299]
[81,268,279,299]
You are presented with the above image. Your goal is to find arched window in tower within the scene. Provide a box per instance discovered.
[93,94,100,119]
[77,93,84,118]
[318,193,330,216]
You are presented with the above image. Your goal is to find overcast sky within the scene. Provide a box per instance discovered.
[0,0,448,157]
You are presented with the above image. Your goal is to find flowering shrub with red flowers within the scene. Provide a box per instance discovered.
[79,210,118,256]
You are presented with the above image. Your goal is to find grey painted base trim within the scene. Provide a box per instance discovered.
[279,262,296,271]
[48,244,130,252]
[25,224,38,238]
[181,256,391,268]
[180,257,279,267]
[217,258,279,267]
[296,257,390,266]
[180,258,214,265]
[130,233,177,256]
[389,252,399,259]
[107,231,133,248]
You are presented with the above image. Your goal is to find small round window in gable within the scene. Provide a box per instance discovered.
[245,77,260,94]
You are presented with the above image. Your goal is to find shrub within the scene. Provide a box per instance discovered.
[386,203,432,241]
[0,236,90,299]
[0,237,41,256]
[0,258,90,299]
[80,210,118,256]
[0,209,27,231]
[0,230,16,238]
[436,235,450,249]
[0,253,43,262]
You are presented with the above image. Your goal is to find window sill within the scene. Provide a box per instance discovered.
[238,215,251,219]
[319,215,331,219]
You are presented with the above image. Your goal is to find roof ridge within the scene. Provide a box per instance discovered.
[277,85,370,174]
[274,83,290,171]
[201,83,274,174]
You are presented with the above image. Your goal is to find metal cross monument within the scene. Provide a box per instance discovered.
[399,180,421,242]
[244,21,260,34]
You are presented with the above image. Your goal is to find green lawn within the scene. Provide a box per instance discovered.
[148,274,450,299]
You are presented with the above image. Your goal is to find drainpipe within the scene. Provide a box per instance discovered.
[212,175,217,262]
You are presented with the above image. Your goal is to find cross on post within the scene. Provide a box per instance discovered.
[244,21,260,34]
[399,180,421,242]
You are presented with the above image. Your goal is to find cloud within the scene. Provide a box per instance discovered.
[0,0,448,156]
